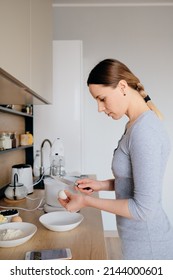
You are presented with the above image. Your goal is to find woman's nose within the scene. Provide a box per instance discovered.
[98,102,105,112]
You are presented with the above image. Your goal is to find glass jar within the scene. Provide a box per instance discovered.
[4,132,12,149]
[20,134,28,146]
[0,133,6,150]
[20,132,33,146]
[26,131,33,145]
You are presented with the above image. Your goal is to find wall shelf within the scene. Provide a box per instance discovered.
[0,67,47,188]
[0,104,34,166]
[0,106,33,118]
[0,145,33,154]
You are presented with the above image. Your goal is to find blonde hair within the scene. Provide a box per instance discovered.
[87,59,163,120]
[136,83,163,120]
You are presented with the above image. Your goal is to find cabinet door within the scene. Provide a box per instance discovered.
[30,0,52,103]
[34,41,83,173]
[0,0,30,86]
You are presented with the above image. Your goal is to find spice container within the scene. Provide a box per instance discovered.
[0,133,5,150]
[4,132,12,149]
[20,134,28,146]
[11,132,17,148]
[20,132,33,146]
[26,132,33,145]
[21,105,33,115]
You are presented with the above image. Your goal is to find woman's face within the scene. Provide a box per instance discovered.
[89,82,129,120]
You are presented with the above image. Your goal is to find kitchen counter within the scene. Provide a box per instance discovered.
[0,189,108,260]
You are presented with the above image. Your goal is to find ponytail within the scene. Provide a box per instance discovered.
[136,83,163,120]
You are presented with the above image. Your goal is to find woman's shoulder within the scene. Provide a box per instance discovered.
[131,110,165,134]
[127,110,170,147]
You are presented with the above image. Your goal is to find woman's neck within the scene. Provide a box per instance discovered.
[126,91,150,129]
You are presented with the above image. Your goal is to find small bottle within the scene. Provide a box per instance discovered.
[33,150,41,177]
[59,156,66,176]
[28,104,33,115]
[11,132,17,148]
[26,105,30,114]
[51,153,60,176]
[51,138,66,176]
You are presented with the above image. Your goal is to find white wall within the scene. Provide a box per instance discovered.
[52,3,173,231]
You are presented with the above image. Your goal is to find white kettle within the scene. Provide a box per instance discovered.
[11,164,33,194]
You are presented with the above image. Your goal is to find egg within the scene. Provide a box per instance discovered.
[11,216,23,222]
[58,190,67,200]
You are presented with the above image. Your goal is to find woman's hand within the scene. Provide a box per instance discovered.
[76,178,115,193]
[75,178,103,194]
[58,190,86,212]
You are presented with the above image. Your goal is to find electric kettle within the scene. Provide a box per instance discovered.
[11,164,33,194]
[5,173,28,200]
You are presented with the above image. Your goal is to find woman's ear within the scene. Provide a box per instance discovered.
[118,80,128,96]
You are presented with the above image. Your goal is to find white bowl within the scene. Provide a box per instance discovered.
[0,222,37,247]
[0,209,19,222]
[39,211,84,232]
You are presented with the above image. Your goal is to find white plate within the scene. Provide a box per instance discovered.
[0,222,37,247]
[39,211,84,232]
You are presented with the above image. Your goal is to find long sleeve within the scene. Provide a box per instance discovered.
[128,124,167,221]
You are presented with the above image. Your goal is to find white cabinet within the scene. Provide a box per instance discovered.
[0,0,52,102]
[30,0,52,103]
[0,0,30,86]
[34,41,83,173]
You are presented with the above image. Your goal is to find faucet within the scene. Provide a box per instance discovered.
[40,139,52,177]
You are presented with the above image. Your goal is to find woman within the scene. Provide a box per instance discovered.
[59,59,173,260]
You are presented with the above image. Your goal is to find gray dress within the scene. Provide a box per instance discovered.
[112,110,173,259]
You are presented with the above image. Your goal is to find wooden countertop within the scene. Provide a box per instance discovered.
[0,189,107,260]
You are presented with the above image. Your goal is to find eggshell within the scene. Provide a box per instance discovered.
[11,216,23,222]
[58,190,67,200]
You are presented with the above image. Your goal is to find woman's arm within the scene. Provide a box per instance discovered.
[100,179,115,191]
[59,190,132,219]
[128,123,167,221]
[85,196,132,218]
[76,178,115,193]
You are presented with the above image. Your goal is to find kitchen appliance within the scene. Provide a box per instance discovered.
[5,173,28,200]
[11,164,33,194]
[43,176,78,213]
